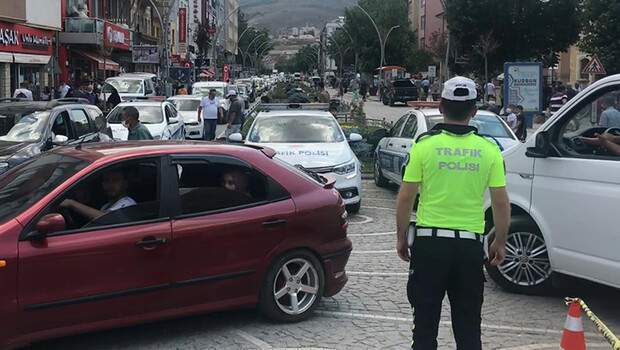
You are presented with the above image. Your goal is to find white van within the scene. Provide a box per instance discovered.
[105,73,158,101]
[485,74,620,294]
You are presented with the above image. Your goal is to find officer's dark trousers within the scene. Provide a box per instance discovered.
[407,236,485,350]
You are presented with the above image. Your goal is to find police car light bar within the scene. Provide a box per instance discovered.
[407,101,440,109]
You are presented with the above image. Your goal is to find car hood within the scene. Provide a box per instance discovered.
[248,141,354,168]
[495,137,519,152]
[109,123,165,140]
[0,140,30,157]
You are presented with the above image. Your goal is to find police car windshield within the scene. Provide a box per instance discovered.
[426,114,513,139]
[249,115,345,143]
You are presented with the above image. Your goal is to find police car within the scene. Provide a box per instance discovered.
[374,105,518,187]
[229,103,363,212]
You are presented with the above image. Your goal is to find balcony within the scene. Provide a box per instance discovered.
[60,17,104,45]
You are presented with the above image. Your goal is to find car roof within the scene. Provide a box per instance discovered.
[0,100,97,113]
[193,81,227,86]
[52,141,267,163]
[256,110,334,118]
[116,100,165,107]
[120,72,157,78]
[167,95,202,100]
[106,76,144,81]
[415,108,498,118]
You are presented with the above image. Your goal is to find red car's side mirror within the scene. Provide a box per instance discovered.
[32,213,66,238]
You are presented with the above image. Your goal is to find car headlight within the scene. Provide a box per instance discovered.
[333,161,356,175]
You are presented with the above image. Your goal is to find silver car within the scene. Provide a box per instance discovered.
[374,108,519,187]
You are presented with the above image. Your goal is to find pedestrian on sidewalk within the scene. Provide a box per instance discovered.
[430,80,441,101]
[197,89,221,141]
[484,79,495,102]
[549,85,568,116]
[395,76,510,350]
[318,82,330,103]
[514,105,527,141]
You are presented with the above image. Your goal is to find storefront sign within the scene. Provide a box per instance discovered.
[132,45,159,64]
[504,62,543,113]
[0,21,53,55]
[179,8,187,43]
[104,22,130,50]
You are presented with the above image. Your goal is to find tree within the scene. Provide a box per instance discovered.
[580,0,620,74]
[472,32,500,85]
[327,29,355,77]
[343,0,418,73]
[446,0,582,76]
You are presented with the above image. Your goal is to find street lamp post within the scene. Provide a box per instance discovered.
[355,5,384,68]
[211,5,241,79]
[384,25,401,66]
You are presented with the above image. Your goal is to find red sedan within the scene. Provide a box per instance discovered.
[0,141,351,349]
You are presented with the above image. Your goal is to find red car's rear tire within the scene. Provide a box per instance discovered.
[259,250,325,322]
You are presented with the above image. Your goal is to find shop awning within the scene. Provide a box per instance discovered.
[0,52,12,63]
[75,50,120,71]
[13,53,51,64]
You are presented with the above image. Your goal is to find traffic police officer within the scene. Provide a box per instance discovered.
[395,76,511,349]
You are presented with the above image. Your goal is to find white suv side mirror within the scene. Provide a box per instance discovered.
[349,133,363,142]
[228,133,243,143]
[53,135,69,145]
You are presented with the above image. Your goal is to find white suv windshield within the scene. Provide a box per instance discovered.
[107,79,144,94]
[0,111,50,142]
[108,106,163,124]
[249,115,345,143]
[193,86,224,96]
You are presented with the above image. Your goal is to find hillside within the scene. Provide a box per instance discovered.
[239,0,355,32]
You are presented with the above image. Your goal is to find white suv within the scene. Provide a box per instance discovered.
[485,74,620,294]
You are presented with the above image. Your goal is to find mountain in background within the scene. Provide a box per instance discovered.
[239,0,356,32]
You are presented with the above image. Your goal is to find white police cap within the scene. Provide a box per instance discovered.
[441,76,477,102]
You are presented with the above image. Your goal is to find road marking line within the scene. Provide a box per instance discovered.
[348,271,408,277]
[351,250,394,254]
[236,330,273,349]
[362,206,397,211]
[348,215,373,224]
[315,311,600,337]
[348,231,394,237]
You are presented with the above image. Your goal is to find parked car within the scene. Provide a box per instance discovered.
[168,95,203,140]
[483,74,620,294]
[105,73,159,102]
[229,103,364,213]
[106,101,185,140]
[0,141,351,348]
[0,98,104,175]
[374,108,518,187]
[382,79,419,106]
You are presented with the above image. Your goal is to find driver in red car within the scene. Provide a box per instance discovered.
[60,169,136,220]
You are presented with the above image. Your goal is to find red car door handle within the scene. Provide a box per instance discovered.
[136,237,168,248]
[262,219,287,227]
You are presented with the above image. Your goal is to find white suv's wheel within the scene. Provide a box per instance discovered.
[486,217,552,294]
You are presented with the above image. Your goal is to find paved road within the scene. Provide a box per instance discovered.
[328,89,410,125]
[29,180,620,349]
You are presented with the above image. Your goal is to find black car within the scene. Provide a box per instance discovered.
[382,79,419,106]
[0,98,104,175]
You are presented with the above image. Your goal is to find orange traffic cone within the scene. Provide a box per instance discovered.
[560,301,586,350]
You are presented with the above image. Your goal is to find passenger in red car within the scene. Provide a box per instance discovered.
[60,169,137,220]
[220,169,251,198]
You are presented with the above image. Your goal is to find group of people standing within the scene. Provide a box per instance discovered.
[196,88,245,141]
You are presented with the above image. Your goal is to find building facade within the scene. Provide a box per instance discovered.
[224,0,238,58]
[0,0,61,99]
[409,0,446,50]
